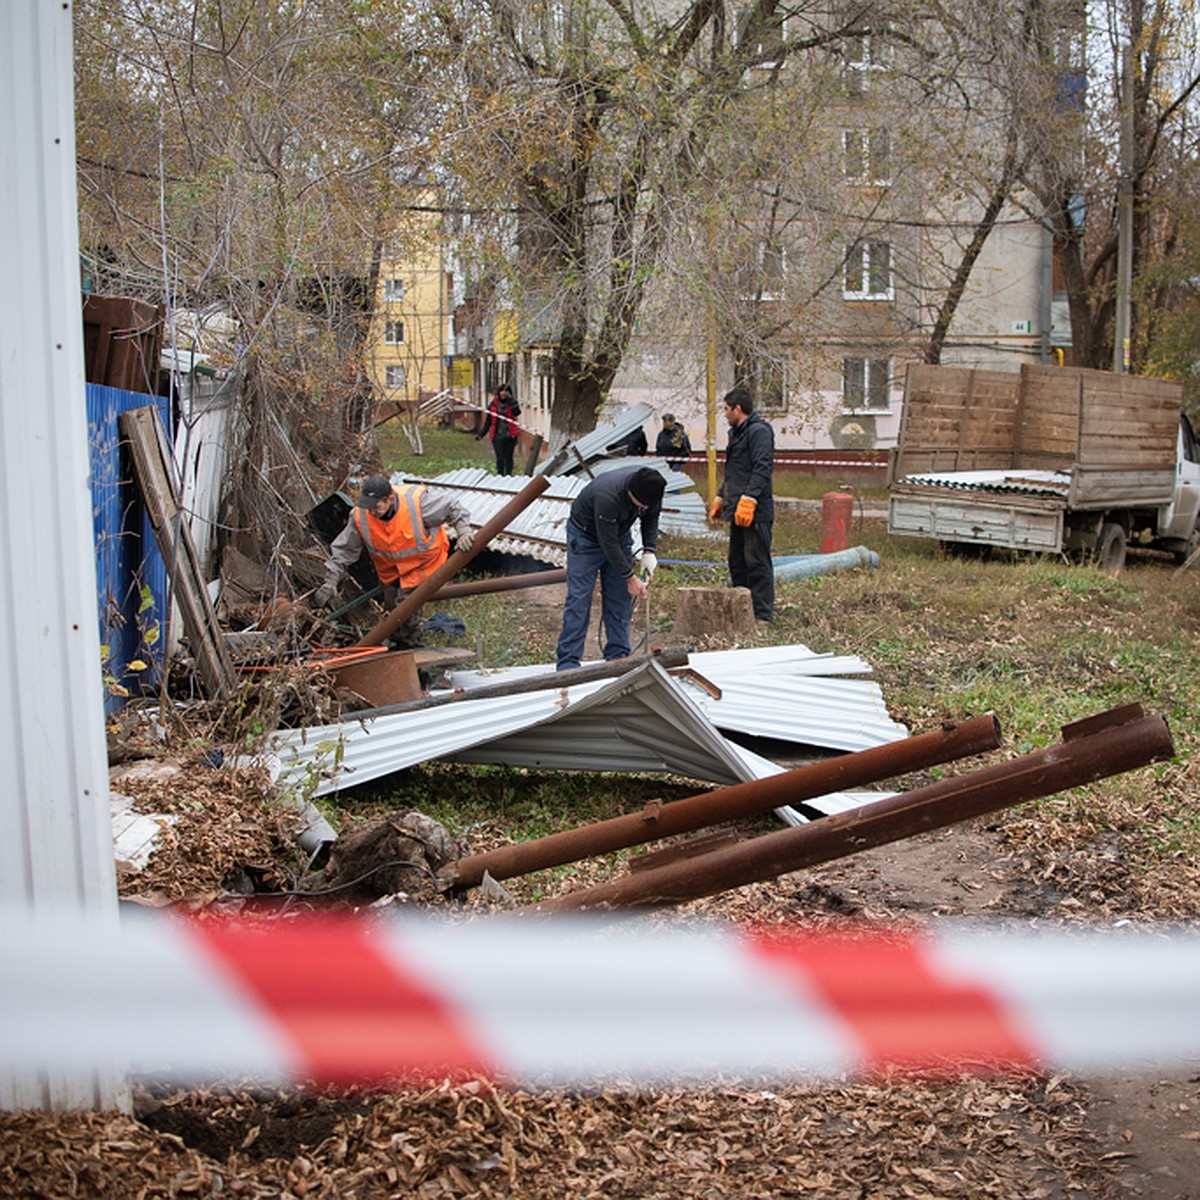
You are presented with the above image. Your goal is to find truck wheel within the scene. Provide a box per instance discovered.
[1096,522,1127,574]
[1174,519,1200,566]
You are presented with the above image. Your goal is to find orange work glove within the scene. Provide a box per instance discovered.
[707,497,723,523]
[734,496,757,527]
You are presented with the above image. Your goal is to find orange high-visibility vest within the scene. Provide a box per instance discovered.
[353,485,449,588]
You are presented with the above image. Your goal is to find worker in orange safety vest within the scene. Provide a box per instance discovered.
[314,474,474,647]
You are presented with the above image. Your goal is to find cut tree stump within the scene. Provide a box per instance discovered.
[674,586,755,638]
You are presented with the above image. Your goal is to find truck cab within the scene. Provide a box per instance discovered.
[1156,413,1200,557]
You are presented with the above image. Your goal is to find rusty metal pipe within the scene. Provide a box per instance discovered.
[356,458,567,648]
[532,704,1173,914]
[427,569,566,601]
[446,714,1003,890]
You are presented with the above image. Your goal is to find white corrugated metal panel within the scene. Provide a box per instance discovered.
[899,468,1071,495]
[536,404,655,474]
[446,645,907,754]
[445,661,764,785]
[0,2,124,1111]
[398,467,709,563]
[270,660,765,797]
[682,676,906,752]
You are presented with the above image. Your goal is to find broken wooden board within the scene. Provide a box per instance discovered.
[119,405,236,699]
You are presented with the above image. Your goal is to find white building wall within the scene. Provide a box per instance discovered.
[0,1,125,1110]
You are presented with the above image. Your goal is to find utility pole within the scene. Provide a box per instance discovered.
[1113,43,1134,374]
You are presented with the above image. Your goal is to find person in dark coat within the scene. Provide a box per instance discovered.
[654,413,692,470]
[556,465,665,671]
[476,383,521,475]
[708,388,775,622]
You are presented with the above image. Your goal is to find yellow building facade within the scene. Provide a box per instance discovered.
[367,214,451,408]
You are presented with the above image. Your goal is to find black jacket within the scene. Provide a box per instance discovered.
[569,467,661,577]
[718,411,774,522]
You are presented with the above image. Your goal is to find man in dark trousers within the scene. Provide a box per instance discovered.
[556,465,665,671]
[708,387,775,622]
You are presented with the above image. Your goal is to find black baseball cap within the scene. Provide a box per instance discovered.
[357,475,393,506]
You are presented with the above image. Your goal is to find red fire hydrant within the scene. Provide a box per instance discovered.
[818,491,853,554]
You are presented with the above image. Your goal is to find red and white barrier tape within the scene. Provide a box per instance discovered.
[3,910,1199,1088]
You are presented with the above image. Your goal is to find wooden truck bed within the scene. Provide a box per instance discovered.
[888,364,1180,512]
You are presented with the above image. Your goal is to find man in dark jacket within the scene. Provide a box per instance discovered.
[708,388,775,622]
[556,465,665,671]
[655,413,692,470]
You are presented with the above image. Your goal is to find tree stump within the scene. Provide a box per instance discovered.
[674,587,755,638]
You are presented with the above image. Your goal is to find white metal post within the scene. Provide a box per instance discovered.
[0,1,126,1110]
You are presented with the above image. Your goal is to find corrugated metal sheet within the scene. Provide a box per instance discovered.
[535,403,655,474]
[397,464,710,564]
[447,646,905,753]
[272,645,907,823]
[270,660,766,796]
[1,0,125,1111]
[899,468,1071,495]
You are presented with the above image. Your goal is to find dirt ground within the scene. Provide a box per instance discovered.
[4,573,1199,1198]
[803,825,1200,1200]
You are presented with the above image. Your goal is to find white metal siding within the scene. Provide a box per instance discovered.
[0,1,124,1110]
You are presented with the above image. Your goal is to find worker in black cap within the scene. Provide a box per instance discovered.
[556,465,665,671]
[314,474,474,646]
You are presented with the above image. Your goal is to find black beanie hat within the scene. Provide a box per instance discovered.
[628,466,666,506]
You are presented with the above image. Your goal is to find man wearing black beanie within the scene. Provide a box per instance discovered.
[556,465,665,671]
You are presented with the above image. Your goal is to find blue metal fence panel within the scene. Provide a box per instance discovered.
[86,383,170,713]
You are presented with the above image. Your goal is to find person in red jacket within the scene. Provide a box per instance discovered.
[476,383,521,475]
[314,475,474,647]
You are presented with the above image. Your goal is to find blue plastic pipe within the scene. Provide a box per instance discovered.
[772,546,879,579]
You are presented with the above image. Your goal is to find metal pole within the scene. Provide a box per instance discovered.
[427,568,566,600]
[532,704,1173,914]
[1113,42,1134,374]
[445,714,1002,890]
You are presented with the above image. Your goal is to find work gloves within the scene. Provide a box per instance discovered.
[312,580,338,609]
[734,496,757,527]
[456,529,475,553]
[639,551,658,579]
[707,497,723,523]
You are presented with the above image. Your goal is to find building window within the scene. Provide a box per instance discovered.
[842,19,890,94]
[385,365,407,388]
[383,278,404,302]
[736,242,787,299]
[737,355,787,414]
[843,241,892,300]
[746,14,788,68]
[384,320,405,344]
[843,356,891,410]
[844,129,891,185]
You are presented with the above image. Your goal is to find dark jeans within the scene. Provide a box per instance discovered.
[556,522,634,670]
[729,520,774,621]
[493,436,516,476]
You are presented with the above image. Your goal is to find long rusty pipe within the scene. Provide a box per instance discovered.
[427,569,566,601]
[445,714,1003,890]
[356,456,567,648]
[531,703,1174,913]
